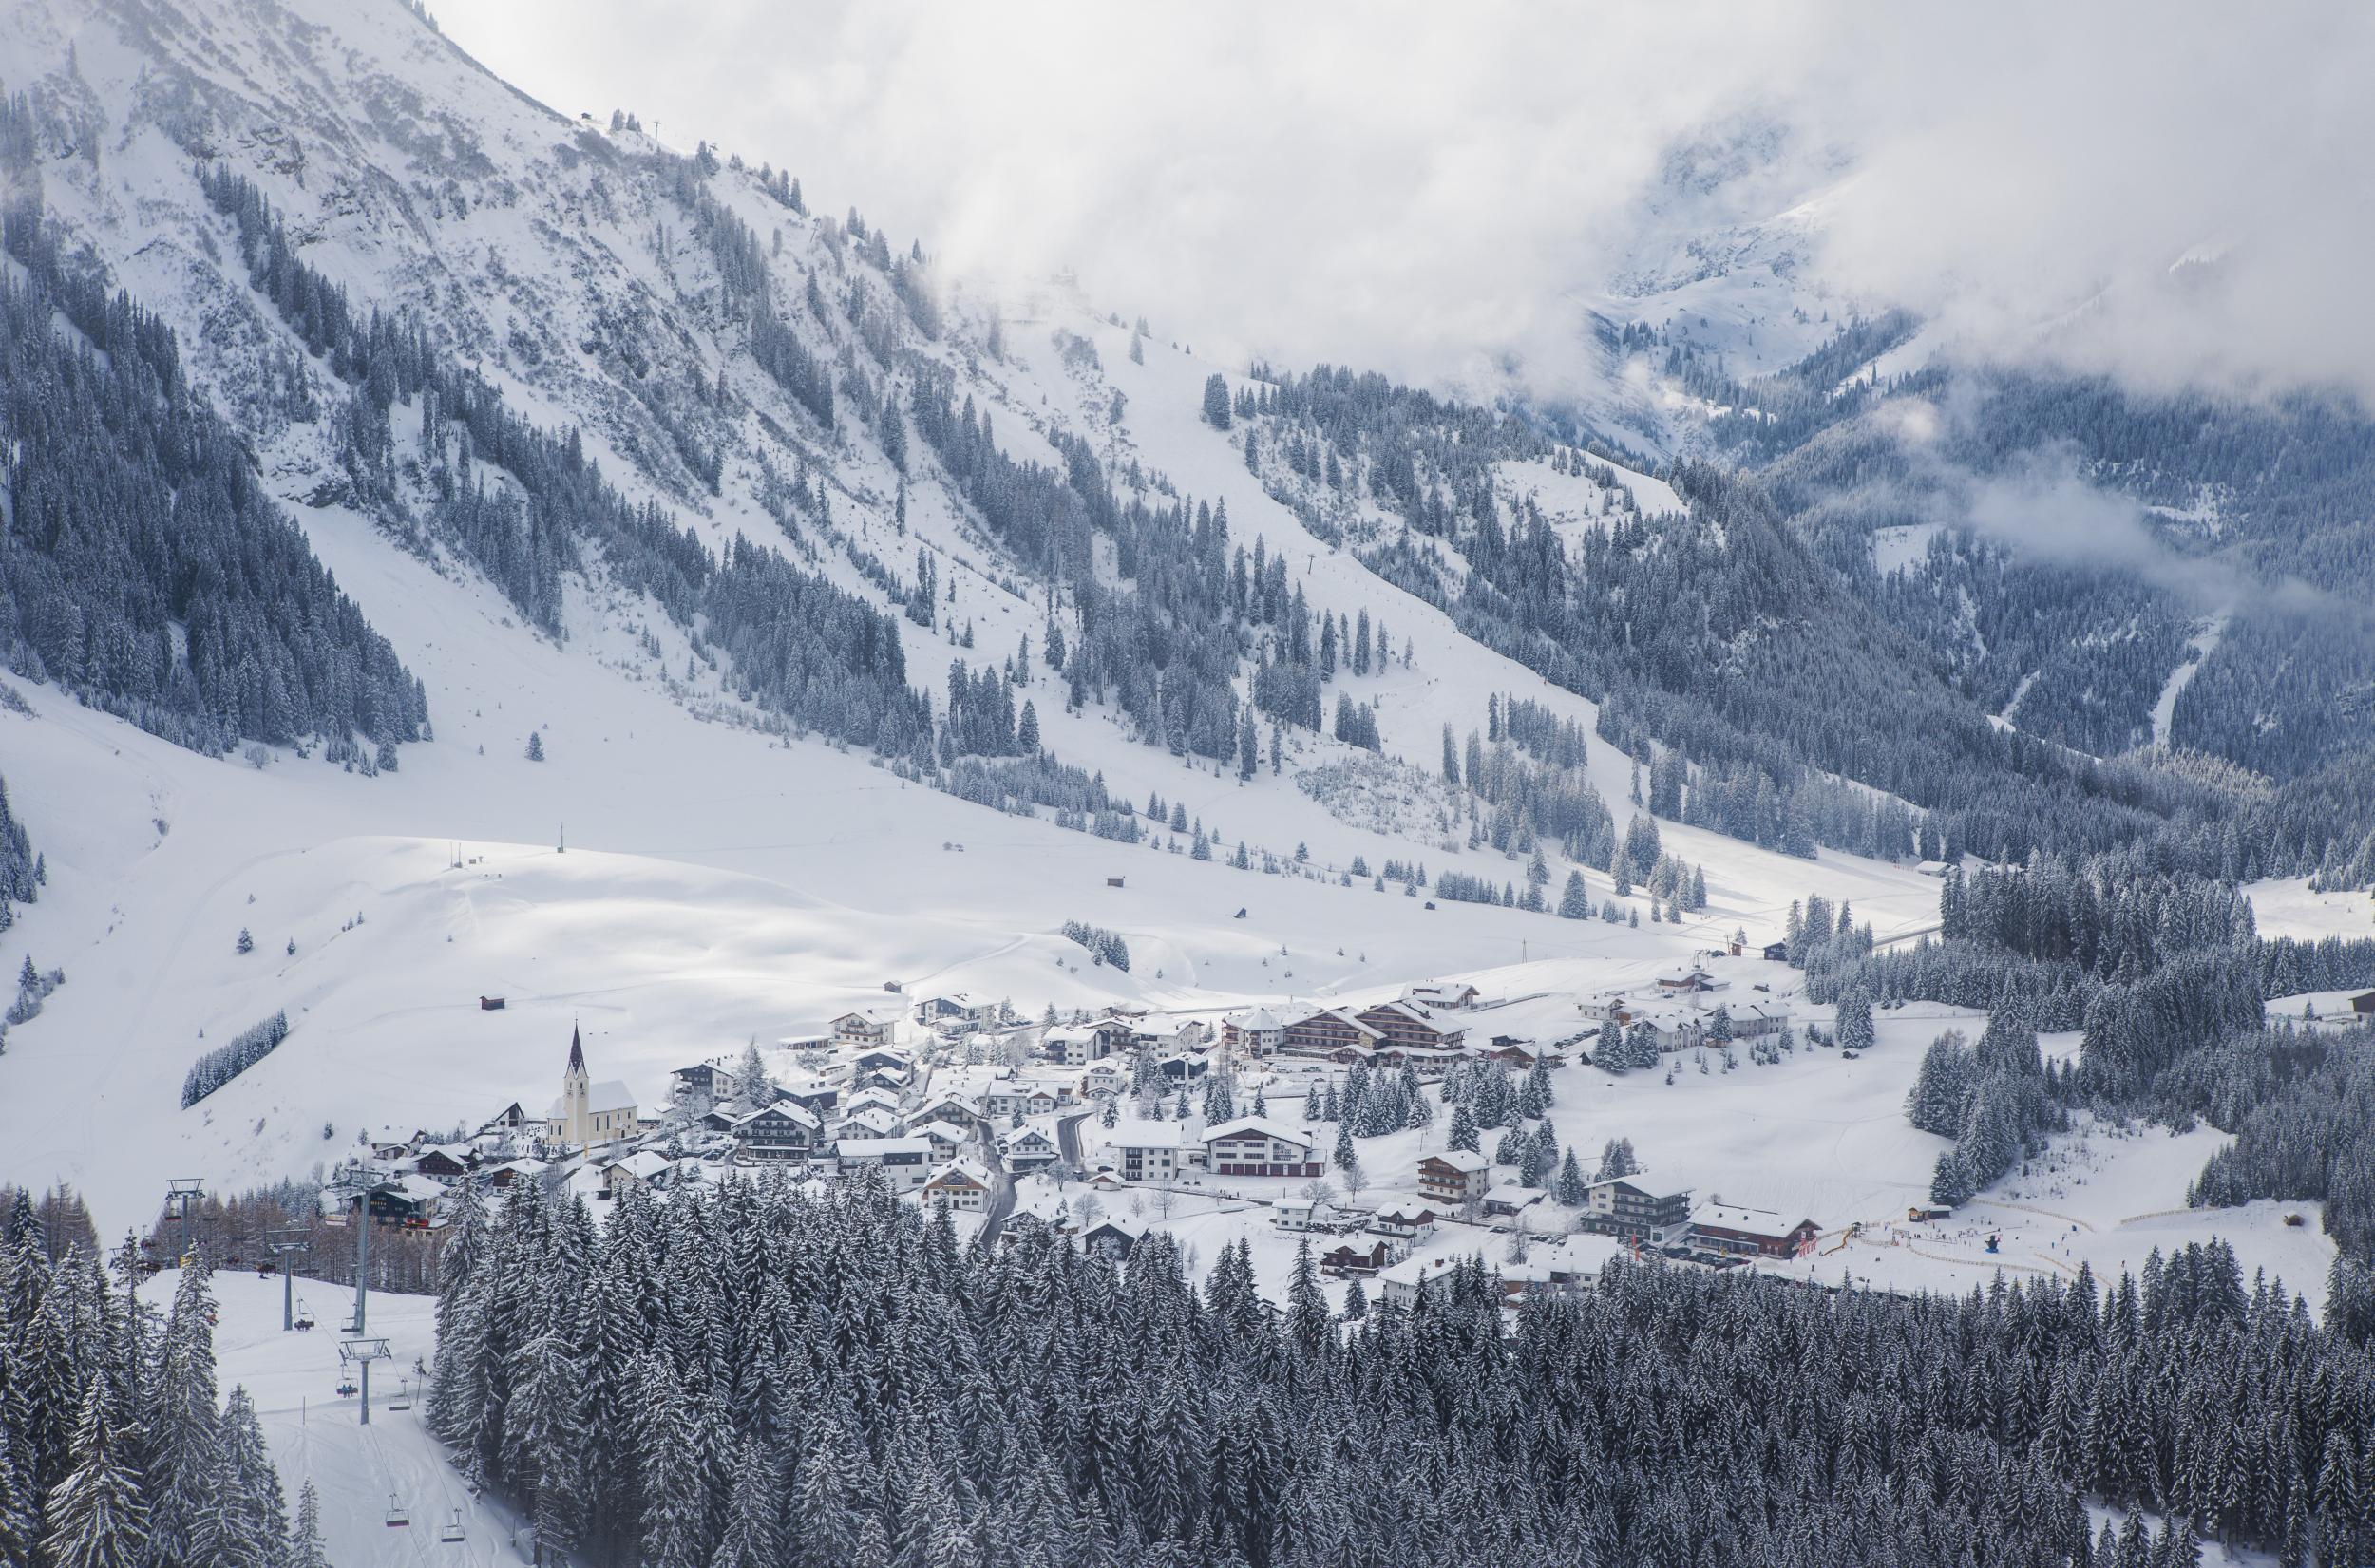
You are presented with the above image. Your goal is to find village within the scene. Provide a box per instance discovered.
[330,935,1865,1315]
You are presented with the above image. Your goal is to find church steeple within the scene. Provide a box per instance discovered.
[567,1023,586,1077]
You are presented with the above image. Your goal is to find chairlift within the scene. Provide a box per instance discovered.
[439,1511,467,1544]
[335,1378,358,1399]
[385,1496,410,1529]
[386,1378,413,1412]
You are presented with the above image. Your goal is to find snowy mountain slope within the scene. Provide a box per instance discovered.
[0,0,1950,1233]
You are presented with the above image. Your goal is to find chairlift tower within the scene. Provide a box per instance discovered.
[326,1162,387,1336]
[338,1336,392,1425]
[162,1178,206,1265]
[265,1226,311,1331]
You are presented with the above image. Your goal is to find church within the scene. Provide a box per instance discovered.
[546,1025,639,1150]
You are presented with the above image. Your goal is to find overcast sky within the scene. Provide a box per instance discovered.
[440,3,2375,404]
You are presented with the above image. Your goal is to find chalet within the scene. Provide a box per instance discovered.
[1483,1183,1546,1218]
[853,1065,913,1095]
[1203,1117,1320,1179]
[1476,1036,1565,1068]
[914,993,993,1030]
[1579,1178,1694,1242]
[367,1176,446,1228]
[910,1120,971,1160]
[408,1147,469,1185]
[1726,1003,1789,1040]
[1368,1205,1438,1247]
[1406,982,1482,1011]
[1272,1197,1352,1233]
[728,1102,824,1163]
[913,1091,980,1128]
[483,1157,548,1189]
[1078,1217,1147,1261]
[844,1086,906,1118]
[981,1083,1062,1119]
[778,1083,842,1121]
[1762,941,1790,962]
[1220,1007,1290,1056]
[998,1125,1060,1171]
[1689,1204,1821,1260]
[920,1161,993,1212]
[1319,1238,1393,1276]
[1153,1053,1209,1083]
[1416,1148,1490,1206]
[670,1060,743,1105]
[1107,1122,1197,1183]
[1075,1064,1127,1101]
[365,1127,427,1161]
[478,1103,532,1135]
[2350,991,2375,1017]
[1042,1025,1100,1066]
[1354,999,1469,1055]
[1378,1255,1463,1310]
[602,1149,674,1196]
[829,1009,902,1047]
[831,1105,904,1141]
[833,1136,934,1191]
[1278,1006,1384,1061]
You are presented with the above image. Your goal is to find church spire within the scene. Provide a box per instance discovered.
[567,1023,585,1076]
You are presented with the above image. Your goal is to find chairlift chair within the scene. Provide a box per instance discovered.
[439,1511,466,1544]
[385,1496,410,1529]
[386,1378,412,1412]
[335,1378,357,1399]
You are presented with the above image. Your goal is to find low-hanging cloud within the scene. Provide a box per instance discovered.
[439,1,2375,406]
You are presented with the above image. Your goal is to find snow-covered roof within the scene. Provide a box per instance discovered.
[1203,1115,1311,1147]
[923,1160,991,1189]
[1692,1203,1809,1236]
[730,1100,820,1129]
[1225,1007,1289,1031]
[1485,1183,1545,1206]
[1106,1119,1193,1149]
[910,1119,969,1144]
[587,1080,636,1115]
[836,1136,932,1158]
[1426,1148,1490,1173]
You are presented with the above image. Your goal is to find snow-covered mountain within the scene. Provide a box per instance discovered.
[0,0,1955,1225]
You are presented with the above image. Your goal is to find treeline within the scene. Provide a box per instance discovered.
[2176,1021,2375,1278]
[179,1011,291,1108]
[0,1197,324,1568]
[428,1173,2375,1568]
[0,772,41,932]
[0,209,428,760]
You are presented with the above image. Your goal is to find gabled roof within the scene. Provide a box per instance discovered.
[731,1100,820,1130]
[1203,1116,1313,1149]
[923,1159,992,1190]
[587,1080,636,1115]
[836,1136,933,1158]
[1424,1148,1490,1173]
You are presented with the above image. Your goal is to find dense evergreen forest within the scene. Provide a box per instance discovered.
[428,1169,2375,1568]
[0,773,40,933]
[0,212,428,762]
[0,1193,327,1568]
